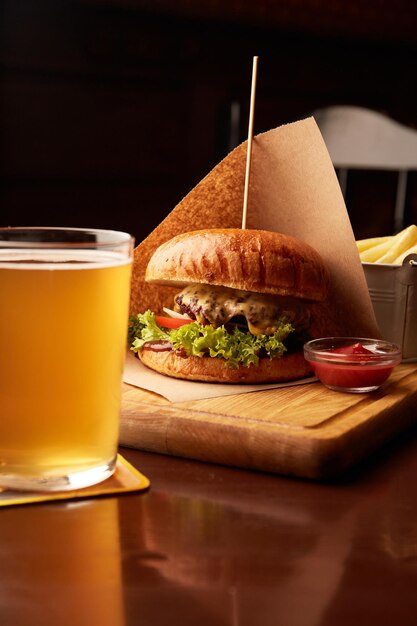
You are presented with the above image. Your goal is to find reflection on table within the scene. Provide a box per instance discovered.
[1,430,417,625]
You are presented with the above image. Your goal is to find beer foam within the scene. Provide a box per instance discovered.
[0,249,131,270]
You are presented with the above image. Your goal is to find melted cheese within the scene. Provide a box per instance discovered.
[174,284,309,335]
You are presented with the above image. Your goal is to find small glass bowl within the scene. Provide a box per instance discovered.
[304,337,402,393]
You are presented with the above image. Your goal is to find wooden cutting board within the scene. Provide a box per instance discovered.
[119,364,417,480]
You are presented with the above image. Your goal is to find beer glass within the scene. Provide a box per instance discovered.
[0,227,134,491]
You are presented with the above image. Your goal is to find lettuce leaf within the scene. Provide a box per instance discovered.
[128,310,170,350]
[128,310,294,368]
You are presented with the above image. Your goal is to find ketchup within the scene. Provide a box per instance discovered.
[311,342,394,390]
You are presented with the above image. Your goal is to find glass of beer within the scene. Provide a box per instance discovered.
[0,227,134,491]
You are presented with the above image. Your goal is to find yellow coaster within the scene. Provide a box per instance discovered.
[0,454,150,507]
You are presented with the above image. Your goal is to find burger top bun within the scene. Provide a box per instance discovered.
[145,228,329,302]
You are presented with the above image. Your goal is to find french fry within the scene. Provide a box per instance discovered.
[356,236,392,253]
[356,225,417,264]
[377,225,417,263]
[393,243,417,265]
[360,239,394,262]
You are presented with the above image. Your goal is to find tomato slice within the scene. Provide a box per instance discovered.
[155,315,193,329]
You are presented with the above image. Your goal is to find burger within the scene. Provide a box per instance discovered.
[128,228,330,383]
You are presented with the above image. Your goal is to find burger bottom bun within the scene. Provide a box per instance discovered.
[138,348,312,384]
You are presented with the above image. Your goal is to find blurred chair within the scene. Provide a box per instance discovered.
[313,105,417,233]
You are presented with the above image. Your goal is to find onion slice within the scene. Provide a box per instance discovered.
[162,307,192,320]
[143,340,173,352]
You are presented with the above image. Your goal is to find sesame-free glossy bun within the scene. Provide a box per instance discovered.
[145,228,328,302]
[138,348,312,384]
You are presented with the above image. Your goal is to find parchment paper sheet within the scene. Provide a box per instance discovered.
[123,350,317,403]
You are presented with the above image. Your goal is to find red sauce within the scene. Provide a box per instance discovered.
[311,343,394,389]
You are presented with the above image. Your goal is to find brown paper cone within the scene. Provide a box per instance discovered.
[129,117,379,339]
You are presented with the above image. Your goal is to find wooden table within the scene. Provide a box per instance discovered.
[1,434,417,626]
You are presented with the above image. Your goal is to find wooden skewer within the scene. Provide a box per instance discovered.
[241,56,259,230]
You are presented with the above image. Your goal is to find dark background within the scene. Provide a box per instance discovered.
[2,0,417,243]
